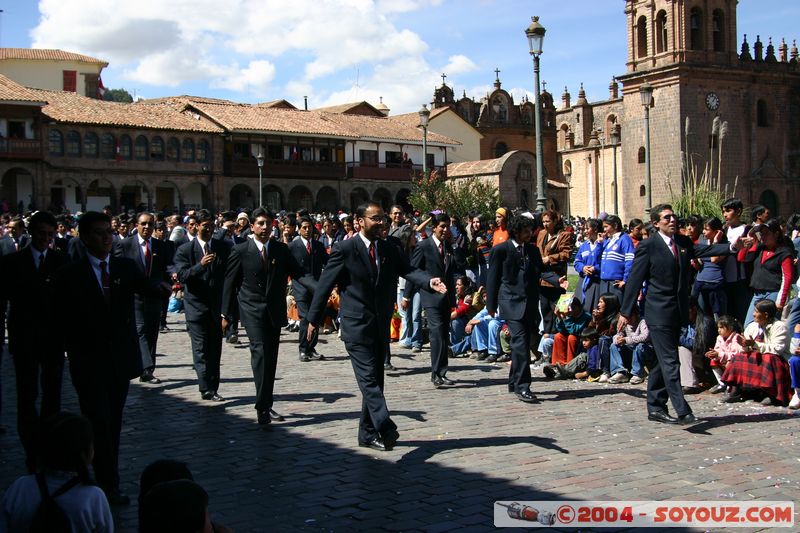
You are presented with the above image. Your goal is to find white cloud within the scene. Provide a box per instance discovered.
[211,60,276,94]
[442,55,478,76]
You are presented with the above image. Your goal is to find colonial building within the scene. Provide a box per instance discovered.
[0,48,107,98]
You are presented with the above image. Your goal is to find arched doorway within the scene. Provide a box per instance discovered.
[230,184,256,211]
[86,178,116,212]
[154,181,181,214]
[120,181,151,213]
[758,189,779,217]
[184,182,209,211]
[262,185,283,212]
[288,185,313,211]
[316,186,338,212]
[372,187,392,210]
[50,178,83,213]
[349,187,369,211]
[1,168,35,213]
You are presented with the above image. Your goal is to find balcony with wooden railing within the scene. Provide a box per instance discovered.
[0,139,42,159]
[225,156,345,179]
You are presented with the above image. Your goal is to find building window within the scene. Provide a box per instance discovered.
[83,133,99,158]
[359,149,378,166]
[712,10,725,52]
[100,134,115,159]
[640,185,647,196]
[48,129,64,156]
[385,151,403,167]
[690,8,703,51]
[656,11,668,53]
[197,140,210,163]
[563,160,572,177]
[638,146,646,164]
[518,162,532,180]
[150,136,164,160]
[135,135,149,160]
[182,139,195,162]
[119,135,132,160]
[267,144,282,160]
[637,16,648,58]
[166,137,180,161]
[66,131,81,156]
[494,142,508,158]
[63,70,77,92]
[757,99,769,127]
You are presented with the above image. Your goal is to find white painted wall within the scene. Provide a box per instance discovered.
[0,59,103,96]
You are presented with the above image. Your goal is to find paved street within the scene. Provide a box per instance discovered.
[1,313,798,532]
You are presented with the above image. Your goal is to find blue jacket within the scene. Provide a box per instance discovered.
[600,233,635,282]
[574,239,604,293]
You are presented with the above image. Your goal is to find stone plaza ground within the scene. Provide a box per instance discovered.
[1,312,798,532]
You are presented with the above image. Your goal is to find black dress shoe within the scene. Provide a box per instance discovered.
[139,371,161,384]
[516,389,539,403]
[542,365,557,379]
[201,392,225,402]
[648,411,679,424]
[308,351,325,361]
[268,409,285,422]
[257,410,271,425]
[104,489,130,506]
[432,376,444,389]
[382,429,399,450]
[496,354,510,363]
[485,354,498,363]
[358,435,387,451]
[682,386,701,395]
[384,363,396,371]
[298,352,311,362]
[439,376,455,386]
[677,413,698,425]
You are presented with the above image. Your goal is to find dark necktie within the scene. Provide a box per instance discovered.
[143,239,152,276]
[261,244,268,268]
[368,242,378,278]
[668,238,678,262]
[203,242,209,256]
[38,252,45,272]
[306,241,312,255]
[99,260,111,304]
[438,241,443,257]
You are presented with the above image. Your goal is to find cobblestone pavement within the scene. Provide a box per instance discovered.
[1,313,798,532]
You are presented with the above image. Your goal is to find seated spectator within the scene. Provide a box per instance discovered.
[705,315,745,394]
[678,302,717,394]
[574,328,601,380]
[551,297,592,366]
[544,327,598,380]
[449,276,474,355]
[456,307,504,361]
[721,300,791,405]
[586,293,621,382]
[140,480,215,533]
[1,412,113,533]
[608,307,652,384]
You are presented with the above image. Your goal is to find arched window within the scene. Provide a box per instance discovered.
[84,132,99,158]
[493,96,508,122]
[197,140,210,163]
[182,139,195,162]
[757,99,769,127]
[100,134,115,159]
[66,131,81,157]
[150,136,164,160]
[48,129,63,156]
[135,135,149,160]
[656,11,668,53]
[637,16,648,58]
[563,160,572,177]
[690,8,703,51]
[605,115,618,139]
[558,124,569,150]
[712,10,725,52]
[759,189,779,216]
[166,137,180,161]
[119,135,132,160]
[640,185,647,197]
[638,146,646,164]
[494,141,508,158]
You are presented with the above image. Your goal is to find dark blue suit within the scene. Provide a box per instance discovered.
[289,237,328,355]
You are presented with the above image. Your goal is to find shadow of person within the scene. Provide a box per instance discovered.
[396,435,569,465]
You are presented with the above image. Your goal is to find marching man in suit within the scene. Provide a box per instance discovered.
[306,202,447,451]
[404,212,457,387]
[222,207,310,425]
[116,212,171,384]
[619,204,737,425]
[289,216,328,361]
[174,209,230,402]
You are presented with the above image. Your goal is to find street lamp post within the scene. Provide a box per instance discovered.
[419,104,430,178]
[255,148,265,207]
[640,82,653,212]
[526,16,547,212]
[610,123,620,215]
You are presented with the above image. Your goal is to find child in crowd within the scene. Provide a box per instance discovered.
[449,276,474,355]
[587,293,621,382]
[547,327,599,380]
[705,315,745,394]
[551,297,592,366]
[608,307,651,384]
[1,412,113,533]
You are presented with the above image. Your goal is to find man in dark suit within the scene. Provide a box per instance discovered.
[289,216,328,361]
[619,204,736,425]
[174,209,230,402]
[486,214,560,403]
[54,211,167,505]
[1,211,69,470]
[404,212,456,387]
[306,202,446,451]
[116,212,171,384]
[222,207,310,425]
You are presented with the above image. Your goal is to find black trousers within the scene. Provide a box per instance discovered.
[725,279,752,325]
[538,286,562,334]
[344,339,397,443]
[135,300,162,372]
[70,366,129,492]
[296,298,318,354]
[241,316,280,412]
[506,305,537,393]
[186,314,222,394]
[647,324,691,416]
[13,350,64,467]
[424,304,450,379]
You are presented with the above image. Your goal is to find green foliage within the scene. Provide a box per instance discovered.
[103,88,134,103]
[407,169,500,220]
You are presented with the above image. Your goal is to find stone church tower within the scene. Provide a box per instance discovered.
[616,0,799,217]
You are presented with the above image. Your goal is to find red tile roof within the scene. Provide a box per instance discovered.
[0,74,46,105]
[0,48,108,67]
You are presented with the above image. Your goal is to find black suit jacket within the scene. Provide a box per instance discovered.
[222,238,308,328]
[0,236,19,255]
[116,235,171,309]
[54,256,155,381]
[307,236,431,345]
[288,237,328,302]
[174,238,230,319]
[486,240,554,321]
[0,247,69,355]
[621,233,732,327]
[404,237,456,308]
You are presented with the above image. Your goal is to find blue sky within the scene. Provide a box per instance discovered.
[2,1,798,113]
